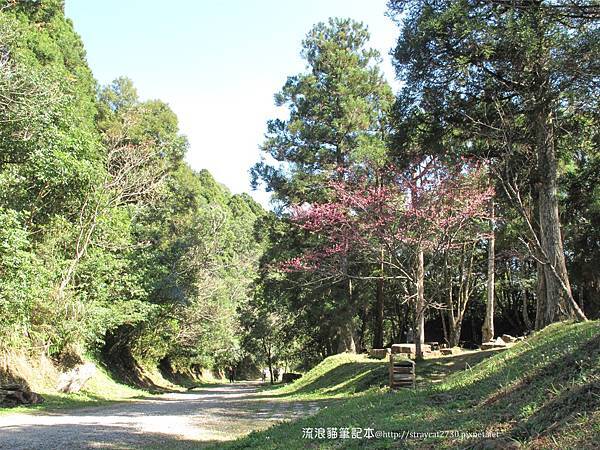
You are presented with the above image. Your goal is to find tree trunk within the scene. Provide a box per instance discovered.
[268,358,274,385]
[337,278,356,353]
[522,290,533,332]
[415,245,425,359]
[56,194,104,301]
[441,309,448,346]
[263,340,274,385]
[56,259,78,300]
[373,279,385,349]
[56,217,98,300]
[372,248,385,349]
[482,202,495,343]
[535,105,574,326]
[357,304,368,353]
[337,321,356,353]
[535,261,547,330]
[448,318,462,348]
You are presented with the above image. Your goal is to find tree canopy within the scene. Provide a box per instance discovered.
[0,1,597,384]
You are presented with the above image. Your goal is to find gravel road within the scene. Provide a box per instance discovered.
[0,382,322,449]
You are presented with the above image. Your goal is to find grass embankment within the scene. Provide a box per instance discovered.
[0,355,219,415]
[224,321,600,449]
[0,359,154,415]
[269,353,388,400]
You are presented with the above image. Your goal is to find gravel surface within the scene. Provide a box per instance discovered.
[0,382,322,449]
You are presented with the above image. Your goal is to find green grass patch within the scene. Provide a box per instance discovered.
[269,353,388,400]
[220,321,600,449]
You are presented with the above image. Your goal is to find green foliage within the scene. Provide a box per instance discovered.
[120,164,266,370]
[0,1,102,355]
[252,17,393,205]
[0,208,51,352]
[0,3,265,380]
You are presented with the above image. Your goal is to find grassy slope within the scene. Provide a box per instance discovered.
[0,360,151,415]
[271,353,389,399]
[223,321,600,449]
[0,353,222,415]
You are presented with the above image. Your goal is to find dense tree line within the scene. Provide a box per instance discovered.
[250,3,598,368]
[0,1,264,378]
[0,1,597,381]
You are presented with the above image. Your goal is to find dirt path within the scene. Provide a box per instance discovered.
[0,382,322,449]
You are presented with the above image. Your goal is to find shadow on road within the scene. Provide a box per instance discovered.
[0,382,324,450]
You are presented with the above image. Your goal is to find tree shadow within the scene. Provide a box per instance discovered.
[100,325,175,392]
[416,349,501,385]
[512,378,600,443]
[0,421,223,449]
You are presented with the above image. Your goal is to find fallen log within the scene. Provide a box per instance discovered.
[0,384,44,407]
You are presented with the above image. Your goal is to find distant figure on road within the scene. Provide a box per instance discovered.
[261,368,267,382]
[228,366,235,383]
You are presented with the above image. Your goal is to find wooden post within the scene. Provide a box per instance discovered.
[389,354,415,389]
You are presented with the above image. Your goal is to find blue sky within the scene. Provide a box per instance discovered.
[65,1,400,206]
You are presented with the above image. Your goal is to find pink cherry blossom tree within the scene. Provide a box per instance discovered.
[282,157,494,358]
